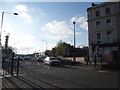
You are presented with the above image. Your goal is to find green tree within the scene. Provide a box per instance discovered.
[52,40,73,57]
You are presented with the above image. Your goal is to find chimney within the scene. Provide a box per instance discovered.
[92,3,95,6]
[92,3,97,7]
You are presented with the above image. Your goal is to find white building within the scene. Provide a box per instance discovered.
[87,2,120,62]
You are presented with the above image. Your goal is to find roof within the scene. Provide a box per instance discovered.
[87,2,116,11]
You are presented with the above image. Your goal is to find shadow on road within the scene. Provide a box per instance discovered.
[2,75,69,89]
[2,75,45,89]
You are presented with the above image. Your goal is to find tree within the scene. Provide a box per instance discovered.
[52,41,89,57]
[52,40,73,57]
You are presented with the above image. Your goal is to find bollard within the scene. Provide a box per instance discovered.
[10,52,14,76]
[16,59,19,76]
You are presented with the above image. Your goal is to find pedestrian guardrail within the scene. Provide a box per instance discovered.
[2,52,20,76]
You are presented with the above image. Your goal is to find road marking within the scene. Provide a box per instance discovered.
[42,72,45,73]
[53,83,56,86]
[99,70,108,72]
[37,62,40,65]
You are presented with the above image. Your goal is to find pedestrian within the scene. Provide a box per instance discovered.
[94,51,97,67]
[87,55,92,65]
[85,55,91,65]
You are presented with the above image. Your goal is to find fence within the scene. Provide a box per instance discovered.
[2,52,20,76]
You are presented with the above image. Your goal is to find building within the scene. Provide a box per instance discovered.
[87,2,120,63]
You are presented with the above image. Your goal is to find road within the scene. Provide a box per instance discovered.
[18,58,119,88]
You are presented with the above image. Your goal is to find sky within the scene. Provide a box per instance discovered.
[0,1,107,54]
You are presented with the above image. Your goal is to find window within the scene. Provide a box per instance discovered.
[107,31,112,43]
[95,10,100,17]
[97,41,101,44]
[106,18,112,26]
[106,18,111,23]
[97,33,101,40]
[105,8,110,15]
[97,33,102,44]
[96,21,101,28]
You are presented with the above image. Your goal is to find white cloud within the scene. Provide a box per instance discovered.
[14,34,37,54]
[70,17,77,23]
[47,43,56,50]
[14,5,28,12]
[70,16,88,31]
[80,22,88,31]
[42,20,80,40]
[20,12,33,23]
[48,34,70,40]
[17,46,36,54]
[19,34,34,41]
[9,34,35,48]
[70,17,86,23]
[43,20,73,35]
[77,17,86,23]
[14,4,34,23]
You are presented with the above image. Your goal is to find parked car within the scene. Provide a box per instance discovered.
[37,56,46,62]
[43,57,61,66]
[14,56,24,61]
[23,56,30,60]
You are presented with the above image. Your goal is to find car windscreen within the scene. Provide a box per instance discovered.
[50,57,57,60]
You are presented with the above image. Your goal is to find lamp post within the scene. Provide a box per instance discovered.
[73,21,76,63]
[0,12,18,76]
[0,12,18,46]
[42,40,47,51]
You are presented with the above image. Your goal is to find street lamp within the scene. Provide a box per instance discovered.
[0,12,18,47]
[42,40,47,51]
[73,21,76,63]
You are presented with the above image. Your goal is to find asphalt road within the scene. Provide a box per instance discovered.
[19,58,119,88]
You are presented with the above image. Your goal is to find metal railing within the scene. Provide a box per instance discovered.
[2,52,20,76]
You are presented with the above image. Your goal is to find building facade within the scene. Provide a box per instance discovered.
[87,2,120,62]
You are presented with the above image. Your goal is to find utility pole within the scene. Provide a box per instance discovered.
[73,21,76,63]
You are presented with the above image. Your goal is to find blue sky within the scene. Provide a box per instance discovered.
[1,2,103,54]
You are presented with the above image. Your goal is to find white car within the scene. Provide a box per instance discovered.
[43,57,61,66]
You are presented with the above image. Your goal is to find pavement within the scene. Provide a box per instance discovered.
[65,63,98,71]
[64,61,120,73]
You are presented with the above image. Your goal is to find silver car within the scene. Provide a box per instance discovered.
[43,57,61,66]
[37,56,46,62]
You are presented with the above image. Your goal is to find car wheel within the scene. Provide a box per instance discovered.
[48,63,51,66]
[57,64,60,67]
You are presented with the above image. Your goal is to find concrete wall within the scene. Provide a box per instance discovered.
[62,57,85,62]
